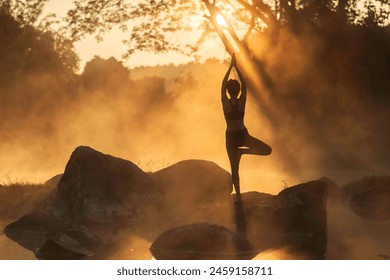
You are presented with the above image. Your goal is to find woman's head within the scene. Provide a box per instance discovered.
[227,79,240,98]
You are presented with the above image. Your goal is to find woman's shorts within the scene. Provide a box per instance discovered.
[226,128,249,148]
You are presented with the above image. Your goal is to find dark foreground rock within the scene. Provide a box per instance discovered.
[150,223,258,260]
[3,212,98,259]
[232,180,328,259]
[36,232,93,260]
[44,174,62,187]
[48,146,160,223]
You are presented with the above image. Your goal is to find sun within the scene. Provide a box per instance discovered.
[216,13,228,28]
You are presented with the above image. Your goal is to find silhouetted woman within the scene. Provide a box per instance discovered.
[222,54,272,200]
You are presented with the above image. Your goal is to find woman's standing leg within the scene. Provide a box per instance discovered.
[226,139,241,200]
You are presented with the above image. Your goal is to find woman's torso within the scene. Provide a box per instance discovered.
[223,100,246,131]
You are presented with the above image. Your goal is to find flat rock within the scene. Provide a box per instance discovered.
[350,187,390,221]
[3,212,98,258]
[4,213,58,251]
[36,232,93,260]
[150,223,258,260]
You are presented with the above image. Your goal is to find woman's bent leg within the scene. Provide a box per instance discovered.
[241,134,272,156]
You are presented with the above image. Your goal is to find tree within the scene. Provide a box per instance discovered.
[62,0,389,55]
[0,0,79,73]
[0,1,79,135]
[82,56,131,92]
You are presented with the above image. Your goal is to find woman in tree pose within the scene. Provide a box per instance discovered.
[221,54,272,200]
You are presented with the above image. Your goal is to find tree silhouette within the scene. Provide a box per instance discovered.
[0,2,79,136]
[61,0,389,54]
[82,56,131,92]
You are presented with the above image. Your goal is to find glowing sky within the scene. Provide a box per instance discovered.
[42,0,389,70]
[43,0,226,70]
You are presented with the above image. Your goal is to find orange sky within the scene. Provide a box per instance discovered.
[43,0,389,70]
[43,0,227,70]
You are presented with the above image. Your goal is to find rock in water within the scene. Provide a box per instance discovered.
[48,146,160,223]
[36,232,93,260]
[237,180,328,259]
[3,212,99,259]
[150,223,258,260]
[3,212,62,251]
[151,160,232,216]
[342,176,390,221]
[350,187,390,221]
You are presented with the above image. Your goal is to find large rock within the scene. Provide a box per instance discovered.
[150,223,258,260]
[150,160,232,217]
[48,146,160,223]
[234,180,328,259]
[44,174,62,187]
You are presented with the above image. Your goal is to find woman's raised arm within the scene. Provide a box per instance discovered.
[233,56,247,107]
[221,59,234,102]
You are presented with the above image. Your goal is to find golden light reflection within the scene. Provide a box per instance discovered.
[253,248,298,260]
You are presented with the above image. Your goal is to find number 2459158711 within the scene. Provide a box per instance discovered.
[209,266,273,276]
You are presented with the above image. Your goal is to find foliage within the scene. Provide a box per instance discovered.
[64,0,207,58]
[0,0,48,27]
[81,56,131,91]
[61,0,390,58]
[0,1,79,72]
[0,2,79,145]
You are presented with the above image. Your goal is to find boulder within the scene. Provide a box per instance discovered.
[234,180,328,259]
[48,146,160,223]
[318,177,340,202]
[150,223,258,260]
[350,187,390,221]
[150,160,232,217]
[44,174,62,187]
[342,176,390,221]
